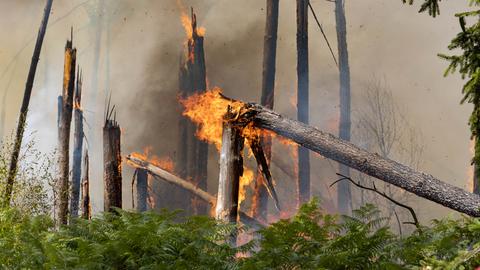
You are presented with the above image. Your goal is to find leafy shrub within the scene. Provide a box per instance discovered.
[1,201,480,269]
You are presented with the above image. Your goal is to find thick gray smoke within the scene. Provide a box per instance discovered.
[0,0,473,221]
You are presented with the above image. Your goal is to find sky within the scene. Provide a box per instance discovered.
[0,0,474,222]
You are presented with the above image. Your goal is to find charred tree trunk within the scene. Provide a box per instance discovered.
[103,114,122,212]
[235,103,480,217]
[335,0,352,214]
[215,107,244,224]
[81,151,91,219]
[56,37,77,225]
[136,168,148,212]
[4,0,53,206]
[176,9,208,215]
[296,0,310,206]
[253,0,280,220]
[70,71,83,218]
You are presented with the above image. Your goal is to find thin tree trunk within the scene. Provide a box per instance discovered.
[215,107,244,224]
[81,151,91,219]
[335,0,352,214]
[253,0,280,220]
[70,71,83,218]
[103,116,122,212]
[235,102,480,217]
[296,0,310,206]
[56,37,77,225]
[136,168,148,212]
[4,0,53,206]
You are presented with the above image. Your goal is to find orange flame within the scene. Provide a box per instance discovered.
[129,147,174,173]
[239,166,254,206]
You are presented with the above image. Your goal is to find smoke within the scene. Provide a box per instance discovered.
[0,0,472,221]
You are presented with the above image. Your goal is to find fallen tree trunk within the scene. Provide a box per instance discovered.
[237,103,480,217]
[126,154,265,229]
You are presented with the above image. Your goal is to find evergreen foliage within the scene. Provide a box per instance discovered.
[1,201,480,269]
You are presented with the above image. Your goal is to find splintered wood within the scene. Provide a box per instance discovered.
[103,107,122,212]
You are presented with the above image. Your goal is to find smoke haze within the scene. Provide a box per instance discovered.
[0,0,473,221]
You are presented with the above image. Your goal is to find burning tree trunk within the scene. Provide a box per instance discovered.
[103,109,122,212]
[81,151,91,220]
[253,0,280,220]
[215,107,244,224]
[296,0,310,206]
[234,102,480,217]
[70,71,83,218]
[176,9,209,215]
[56,36,77,225]
[3,0,53,206]
[335,0,352,214]
[136,168,148,212]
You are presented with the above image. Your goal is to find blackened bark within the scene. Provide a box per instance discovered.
[57,39,77,225]
[70,72,83,218]
[4,0,53,206]
[81,151,91,219]
[136,168,148,212]
[103,117,122,212]
[336,0,352,214]
[175,9,208,215]
[253,0,280,220]
[296,0,310,206]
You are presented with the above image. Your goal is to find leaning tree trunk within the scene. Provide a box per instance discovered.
[253,0,280,220]
[81,151,91,219]
[136,168,148,212]
[335,0,352,214]
[232,102,480,217]
[103,115,122,212]
[70,71,83,218]
[4,0,53,206]
[56,37,77,225]
[176,9,208,215]
[296,0,310,206]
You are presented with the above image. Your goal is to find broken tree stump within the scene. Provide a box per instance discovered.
[70,70,83,218]
[215,107,244,224]
[135,168,148,212]
[103,107,122,212]
[56,36,77,225]
[176,8,209,215]
[81,151,91,220]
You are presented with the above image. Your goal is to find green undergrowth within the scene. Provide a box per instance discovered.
[0,201,480,269]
